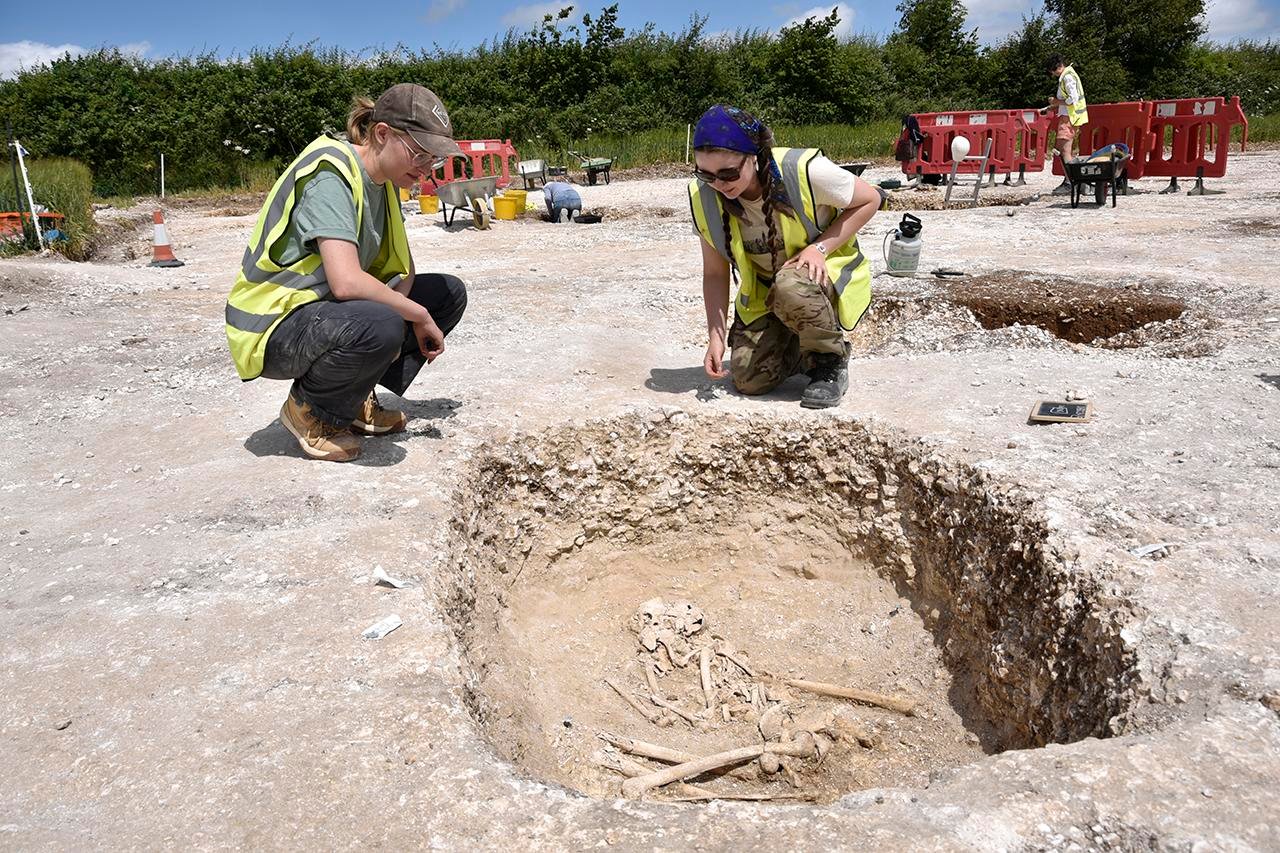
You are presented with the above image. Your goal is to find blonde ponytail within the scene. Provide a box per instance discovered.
[346,95,376,144]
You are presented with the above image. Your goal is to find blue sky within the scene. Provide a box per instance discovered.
[3,0,1278,78]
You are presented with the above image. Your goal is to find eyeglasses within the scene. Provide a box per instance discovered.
[693,155,752,184]
[393,131,448,171]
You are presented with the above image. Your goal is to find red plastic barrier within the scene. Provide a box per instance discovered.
[0,211,64,237]
[901,110,1016,178]
[1005,109,1053,183]
[1051,102,1153,180]
[420,139,521,195]
[1140,96,1248,190]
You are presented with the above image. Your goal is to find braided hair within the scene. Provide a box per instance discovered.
[695,112,796,282]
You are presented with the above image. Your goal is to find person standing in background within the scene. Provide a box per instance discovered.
[1042,53,1090,195]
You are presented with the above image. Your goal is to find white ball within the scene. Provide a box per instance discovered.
[950,136,971,161]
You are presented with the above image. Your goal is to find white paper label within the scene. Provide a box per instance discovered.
[968,113,987,125]
[1156,102,1176,117]
[936,115,954,126]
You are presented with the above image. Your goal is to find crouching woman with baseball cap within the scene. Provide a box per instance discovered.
[225,84,468,462]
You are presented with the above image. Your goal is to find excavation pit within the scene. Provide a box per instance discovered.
[950,272,1188,344]
[851,272,1209,357]
[446,414,1145,803]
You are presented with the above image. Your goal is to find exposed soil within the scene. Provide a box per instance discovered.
[1225,217,1280,236]
[948,271,1188,344]
[849,272,1217,360]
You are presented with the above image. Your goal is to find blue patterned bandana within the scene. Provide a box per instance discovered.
[693,104,790,213]
[693,105,761,154]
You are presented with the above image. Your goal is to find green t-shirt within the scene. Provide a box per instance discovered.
[270,140,388,271]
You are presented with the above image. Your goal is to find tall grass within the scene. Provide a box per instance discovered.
[0,157,95,260]
[1240,112,1280,144]
[517,119,902,168]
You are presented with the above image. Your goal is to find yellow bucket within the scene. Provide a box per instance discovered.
[419,194,439,214]
[502,189,528,211]
[399,187,411,202]
[493,196,519,221]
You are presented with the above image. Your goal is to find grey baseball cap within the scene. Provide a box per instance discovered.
[371,83,464,158]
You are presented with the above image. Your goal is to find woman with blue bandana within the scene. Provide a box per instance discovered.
[688,105,882,408]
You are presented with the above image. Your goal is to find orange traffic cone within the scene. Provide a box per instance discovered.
[148,209,185,268]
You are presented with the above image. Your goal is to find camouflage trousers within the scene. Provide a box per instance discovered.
[729,267,848,395]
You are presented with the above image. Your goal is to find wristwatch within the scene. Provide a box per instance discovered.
[813,241,828,255]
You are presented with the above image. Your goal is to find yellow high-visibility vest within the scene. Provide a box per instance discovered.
[1060,65,1089,127]
[225,134,411,380]
[688,146,871,330]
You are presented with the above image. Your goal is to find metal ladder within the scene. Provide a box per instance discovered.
[943,138,994,208]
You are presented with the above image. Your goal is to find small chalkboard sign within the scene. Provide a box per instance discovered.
[1028,400,1093,423]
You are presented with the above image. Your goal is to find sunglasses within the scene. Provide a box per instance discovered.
[393,131,449,171]
[693,155,753,184]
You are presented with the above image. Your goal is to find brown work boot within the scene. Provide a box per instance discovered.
[279,395,362,462]
[350,391,407,436]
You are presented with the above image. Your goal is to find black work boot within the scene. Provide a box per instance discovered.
[800,352,849,409]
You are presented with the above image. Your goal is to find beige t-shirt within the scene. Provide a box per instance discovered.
[722,155,858,281]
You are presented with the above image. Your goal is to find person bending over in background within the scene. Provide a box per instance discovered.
[225,84,468,462]
[689,104,882,409]
[543,180,582,222]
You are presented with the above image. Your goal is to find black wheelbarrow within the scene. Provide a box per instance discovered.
[1062,145,1131,208]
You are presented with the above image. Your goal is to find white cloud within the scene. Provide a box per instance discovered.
[426,0,467,23]
[120,41,152,58]
[782,3,856,39]
[960,0,1035,43]
[0,40,85,79]
[500,1,575,28]
[1202,0,1280,41]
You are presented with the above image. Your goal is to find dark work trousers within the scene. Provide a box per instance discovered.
[260,273,467,426]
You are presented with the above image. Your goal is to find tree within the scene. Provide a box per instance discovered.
[1043,0,1206,99]
[767,9,850,123]
[885,0,982,107]
[988,14,1057,108]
